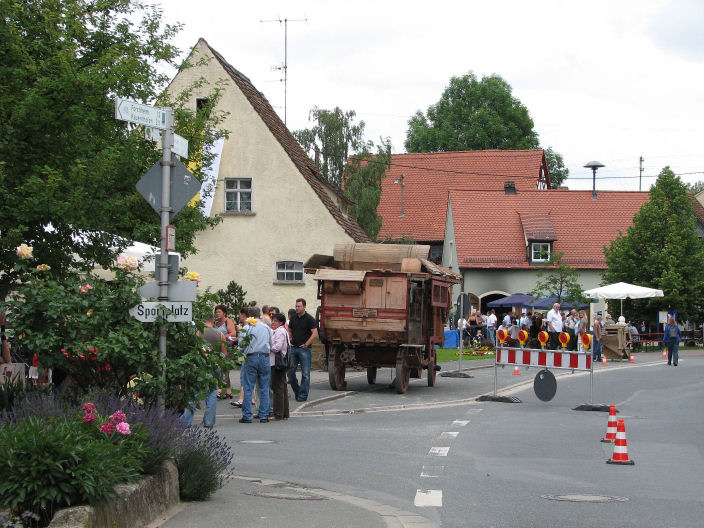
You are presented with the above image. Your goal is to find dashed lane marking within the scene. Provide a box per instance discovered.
[414,489,443,507]
[452,419,469,426]
[420,465,445,478]
[428,446,450,456]
[440,431,459,439]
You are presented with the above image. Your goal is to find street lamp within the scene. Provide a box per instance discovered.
[583,161,605,200]
[393,173,405,217]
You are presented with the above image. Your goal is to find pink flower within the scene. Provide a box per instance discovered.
[82,403,97,415]
[83,413,97,424]
[116,422,131,435]
[100,422,115,435]
[109,410,127,424]
[78,283,93,293]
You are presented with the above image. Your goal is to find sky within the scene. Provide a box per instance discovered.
[158,0,704,192]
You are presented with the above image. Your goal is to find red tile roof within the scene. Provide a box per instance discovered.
[201,39,370,243]
[449,189,650,270]
[377,150,549,242]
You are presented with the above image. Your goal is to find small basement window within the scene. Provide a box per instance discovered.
[275,261,304,283]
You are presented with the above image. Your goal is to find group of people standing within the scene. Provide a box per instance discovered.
[182,298,318,427]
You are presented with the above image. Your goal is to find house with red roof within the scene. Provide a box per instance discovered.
[377,150,550,261]
[441,188,651,310]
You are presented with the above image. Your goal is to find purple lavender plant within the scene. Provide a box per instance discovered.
[176,426,234,501]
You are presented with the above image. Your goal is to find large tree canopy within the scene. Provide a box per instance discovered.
[405,72,568,188]
[0,0,224,296]
[603,167,704,323]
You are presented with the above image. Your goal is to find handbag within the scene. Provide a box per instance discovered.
[274,331,293,371]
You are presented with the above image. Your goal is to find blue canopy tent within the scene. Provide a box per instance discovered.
[530,295,590,311]
[486,293,535,308]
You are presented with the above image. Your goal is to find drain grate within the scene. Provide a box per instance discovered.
[541,494,629,503]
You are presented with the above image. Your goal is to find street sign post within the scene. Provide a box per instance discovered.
[139,280,197,302]
[152,253,179,283]
[115,98,168,129]
[129,302,193,323]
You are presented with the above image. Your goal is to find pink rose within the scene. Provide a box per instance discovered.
[82,403,97,415]
[83,413,97,424]
[116,422,131,435]
[109,410,127,424]
[100,422,115,434]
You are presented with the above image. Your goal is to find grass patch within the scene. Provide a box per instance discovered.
[436,347,495,363]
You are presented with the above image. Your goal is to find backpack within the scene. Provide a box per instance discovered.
[668,326,678,339]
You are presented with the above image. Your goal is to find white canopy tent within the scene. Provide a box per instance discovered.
[583,282,664,317]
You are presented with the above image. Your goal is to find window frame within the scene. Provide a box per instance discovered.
[531,242,552,263]
[274,260,305,285]
[224,178,253,214]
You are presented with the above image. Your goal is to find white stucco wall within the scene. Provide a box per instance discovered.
[167,41,356,313]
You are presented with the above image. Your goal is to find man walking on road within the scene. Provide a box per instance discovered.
[288,298,318,402]
[545,303,563,349]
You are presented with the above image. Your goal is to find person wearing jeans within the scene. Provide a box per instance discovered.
[239,306,272,423]
[662,315,681,366]
[181,388,218,428]
[287,298,318,402]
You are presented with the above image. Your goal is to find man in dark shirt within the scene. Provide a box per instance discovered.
[288,298,318,402]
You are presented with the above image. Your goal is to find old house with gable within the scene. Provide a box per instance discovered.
[166,39,369,310]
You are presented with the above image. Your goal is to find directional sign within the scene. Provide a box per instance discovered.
[136,153,201,218]
[130,302,192,323]
[115,98,168,130]
[172,133,188,159]
[139,280,197,302]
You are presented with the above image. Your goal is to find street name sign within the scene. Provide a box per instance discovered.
[172,133,188,159]
[130,302,192,323]
[138,280,197,302]
[136,153,201,219]
[115,98,168,130]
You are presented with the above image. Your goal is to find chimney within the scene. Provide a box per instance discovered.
[314,145,321,168]
[504,181,516,194]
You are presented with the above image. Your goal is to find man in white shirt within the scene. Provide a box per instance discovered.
[486,309,497,344]
[545,303,563,349]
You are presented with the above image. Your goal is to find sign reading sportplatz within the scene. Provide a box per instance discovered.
[115,98,168,129]
[129,302,192,323]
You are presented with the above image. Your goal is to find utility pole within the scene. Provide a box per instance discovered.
[639,156,644,191]
[261,15,308,125]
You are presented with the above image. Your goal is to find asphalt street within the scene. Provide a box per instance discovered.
[159,350,704,528]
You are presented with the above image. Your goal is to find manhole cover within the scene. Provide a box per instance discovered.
[541,494,629,503]
[238,440,276,444]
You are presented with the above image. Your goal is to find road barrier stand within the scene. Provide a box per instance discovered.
[478,331,610,411]
[601,405,618,442]
[606,419,634,465]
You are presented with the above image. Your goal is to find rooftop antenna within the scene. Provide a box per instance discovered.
[260,15,308,125]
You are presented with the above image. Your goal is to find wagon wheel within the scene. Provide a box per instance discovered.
[394,353,410,394]
[327,345,347,391]
[427,358,437,387]
[367,367,377,385]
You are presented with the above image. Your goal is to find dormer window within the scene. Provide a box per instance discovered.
[531,242,551,263]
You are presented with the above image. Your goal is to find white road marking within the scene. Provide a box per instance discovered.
[414,489,443,507]
[428,446,450,456]
[452,420,469,426]
[440,431,459,439]
[420,465,444,478]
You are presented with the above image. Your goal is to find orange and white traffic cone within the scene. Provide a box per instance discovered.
[512,365,521,375]
[601,356,608,366]
[629,353,636,363]
[662,348,668,359]
[601,405,618,443]
[606,419,634,465]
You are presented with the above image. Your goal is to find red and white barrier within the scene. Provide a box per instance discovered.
[496,348,592,371]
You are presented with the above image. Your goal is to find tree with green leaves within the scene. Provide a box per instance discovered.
[293,106,365,188]
[344,139,392,241]
[405,72,568,188]
[687,180,704,194]
[529,252,589,307]
[0,0,225,297]
[544,147,568,188]
[603,167,704,323]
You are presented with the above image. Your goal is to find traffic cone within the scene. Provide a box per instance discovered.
[601,405,618,443]
[629,353,636,363]
[606,419,634,465]
[662,348,668,359]
[512,365,521,375]
[601,356,608,366]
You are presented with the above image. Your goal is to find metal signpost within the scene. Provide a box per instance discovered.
[116,97,200,409]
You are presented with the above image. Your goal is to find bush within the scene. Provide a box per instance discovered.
[0,415,148,525]
[176,426,233,501]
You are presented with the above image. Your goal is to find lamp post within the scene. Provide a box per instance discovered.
[393,173,405,217]
[583,161,605,200]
